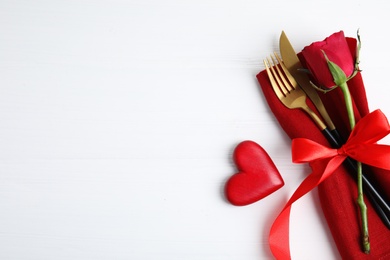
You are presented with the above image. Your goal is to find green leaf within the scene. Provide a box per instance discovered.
[327,60,347,86]
[322,50,347,86]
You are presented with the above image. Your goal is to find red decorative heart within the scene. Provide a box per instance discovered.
[225,140,284,206]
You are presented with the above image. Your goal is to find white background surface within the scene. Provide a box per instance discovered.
[1,0,390,259]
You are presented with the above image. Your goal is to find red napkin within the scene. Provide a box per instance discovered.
[257,63,390,258]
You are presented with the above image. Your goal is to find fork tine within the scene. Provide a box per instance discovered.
[274,52,299,91]
[270,55,291,94]
[264,58,285,98]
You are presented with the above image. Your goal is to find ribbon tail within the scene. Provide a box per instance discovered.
[269,156,346,259]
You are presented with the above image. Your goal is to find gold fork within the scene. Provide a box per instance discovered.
[264,52,390,229]
[264,52,329,133]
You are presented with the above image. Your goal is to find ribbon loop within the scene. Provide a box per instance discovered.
[292,138,337,163]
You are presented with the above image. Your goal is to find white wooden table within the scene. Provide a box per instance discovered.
[1,1,389,259]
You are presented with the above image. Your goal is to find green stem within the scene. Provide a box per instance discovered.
[357,161,370,253]
[339,83,355,129]
[339,82,370,254]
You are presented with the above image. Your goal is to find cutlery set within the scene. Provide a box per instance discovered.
[264,31,390,229]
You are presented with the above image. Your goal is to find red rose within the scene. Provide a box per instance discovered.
[300,31,355,89]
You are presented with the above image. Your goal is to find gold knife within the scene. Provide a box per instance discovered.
[279,31,337,135]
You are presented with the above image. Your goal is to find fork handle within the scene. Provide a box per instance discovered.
[322,127,390,229]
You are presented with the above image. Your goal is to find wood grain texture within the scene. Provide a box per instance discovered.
[0,0,389,259]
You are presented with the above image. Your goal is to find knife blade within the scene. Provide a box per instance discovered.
[279,31,337,133]
[279,31,390,229]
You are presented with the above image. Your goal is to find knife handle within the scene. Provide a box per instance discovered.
[322,128,339,148]
[330,128,343,146]
[367,195,390,229]
[322,127,390,229]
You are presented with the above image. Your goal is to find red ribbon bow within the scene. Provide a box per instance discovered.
[269,109,390,260]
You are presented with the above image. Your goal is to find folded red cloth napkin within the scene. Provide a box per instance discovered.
[257,61,390,258]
